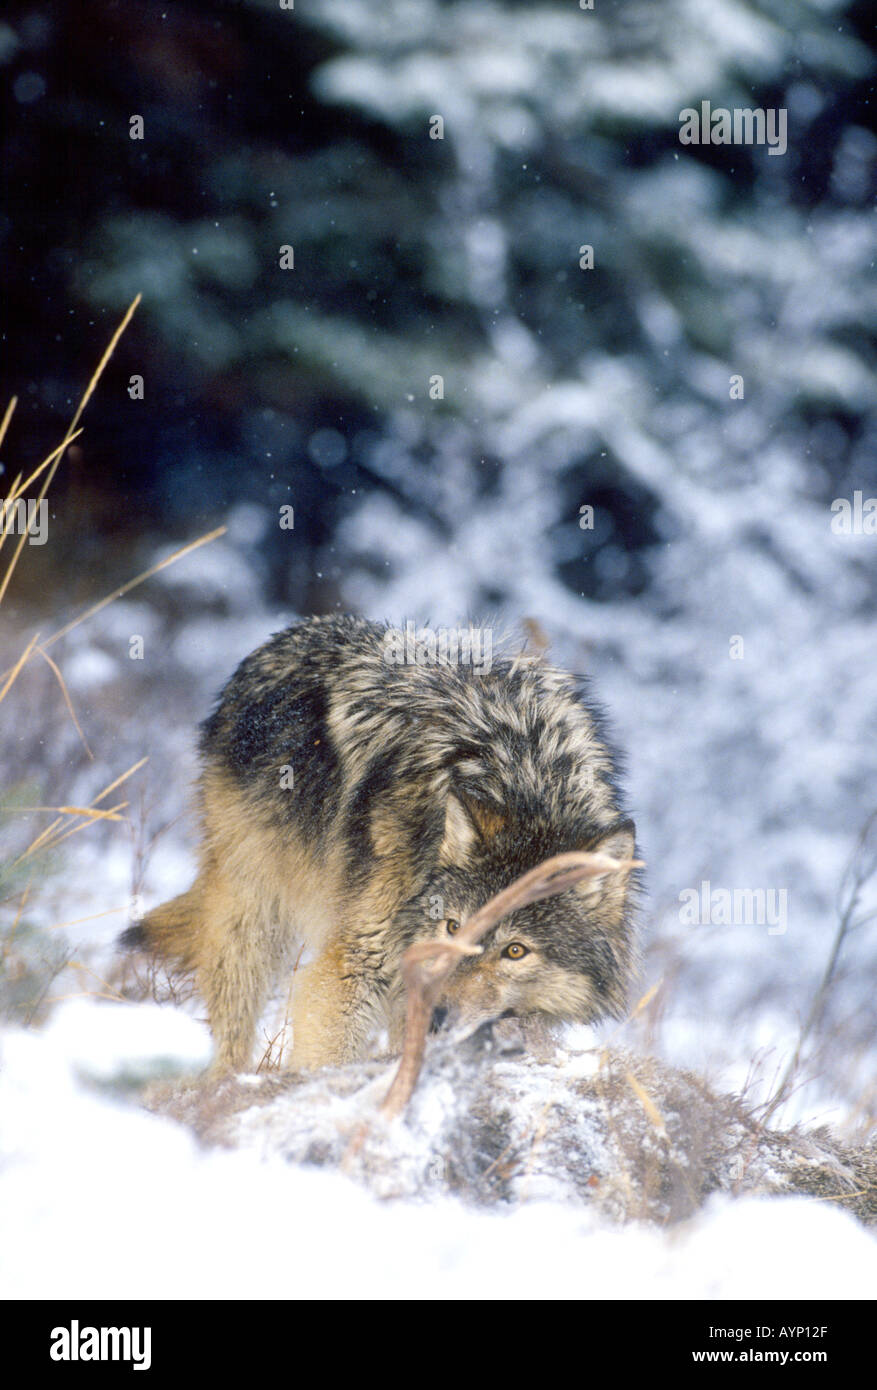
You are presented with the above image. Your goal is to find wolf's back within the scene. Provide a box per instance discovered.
[198,615,623,842]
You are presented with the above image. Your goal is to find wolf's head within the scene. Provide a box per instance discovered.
[415,789,638,1034]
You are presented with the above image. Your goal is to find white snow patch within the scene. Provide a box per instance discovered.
[1,1015,874,1300]
[40,999,211,1081]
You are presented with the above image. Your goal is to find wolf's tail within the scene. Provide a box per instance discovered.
[119,889,200,970]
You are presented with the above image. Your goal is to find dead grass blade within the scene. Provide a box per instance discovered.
[763,809,877,1124]
[2,430,83,514]
[35,526,227,656]
[0,295,140,609]
[0,396,17,451]
[0,469,23,562]
[0,630,41,704]
[34,645,94,759]
[625,1071,667,1135]
[11,757,147,868]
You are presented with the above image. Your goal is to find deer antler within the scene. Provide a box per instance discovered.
[380,849,642,1120]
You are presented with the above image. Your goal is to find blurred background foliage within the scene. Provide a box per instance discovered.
[1,0,874,612]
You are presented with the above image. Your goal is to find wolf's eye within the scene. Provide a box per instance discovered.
[503,942,529,960]
[445,919,460,936]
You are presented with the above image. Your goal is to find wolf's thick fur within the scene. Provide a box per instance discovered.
[122,615,638,1072]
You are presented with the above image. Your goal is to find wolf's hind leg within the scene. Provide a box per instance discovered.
[197,879,284,1075]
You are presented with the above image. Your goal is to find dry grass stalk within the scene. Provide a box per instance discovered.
[763,809,877,1124]
[0,296,229,1018]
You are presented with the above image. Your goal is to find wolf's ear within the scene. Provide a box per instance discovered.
[575,818,637,893]
[460,791,508,844]
[585,818,636,862]
[439,791,507,863]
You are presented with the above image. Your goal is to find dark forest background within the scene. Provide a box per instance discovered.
[2,0,874,610]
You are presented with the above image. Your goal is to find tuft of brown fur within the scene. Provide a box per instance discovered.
[122,615,640,1073]
[122,891,201,972]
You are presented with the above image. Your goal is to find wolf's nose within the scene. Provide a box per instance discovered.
[429,1005,449,1033]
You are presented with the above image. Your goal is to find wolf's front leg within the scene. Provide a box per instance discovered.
[287,938,394,1070]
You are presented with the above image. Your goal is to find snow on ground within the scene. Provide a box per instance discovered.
[1,1001,874,1300]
